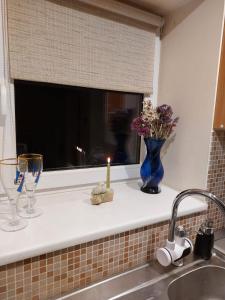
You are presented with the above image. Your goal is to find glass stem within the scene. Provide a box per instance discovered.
[10,200,18,225]
[27,190,34,214]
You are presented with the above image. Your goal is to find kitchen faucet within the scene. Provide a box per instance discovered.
[157,189,225,267]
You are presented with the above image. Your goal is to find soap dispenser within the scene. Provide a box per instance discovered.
[194,219,214,260]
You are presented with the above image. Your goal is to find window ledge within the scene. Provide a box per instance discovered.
[0,180,207,266]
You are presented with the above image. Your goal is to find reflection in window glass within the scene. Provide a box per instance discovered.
[15,80,142,171]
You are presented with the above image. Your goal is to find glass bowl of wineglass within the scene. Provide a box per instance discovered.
[18,153,43,218]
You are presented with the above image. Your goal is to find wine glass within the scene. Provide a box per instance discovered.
[0,158,28,231]
[18,154,43,218]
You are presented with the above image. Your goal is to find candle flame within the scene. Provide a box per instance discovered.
[107,157,111,163]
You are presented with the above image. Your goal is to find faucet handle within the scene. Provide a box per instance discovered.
[175,225,186,238]
[175,226,187,247]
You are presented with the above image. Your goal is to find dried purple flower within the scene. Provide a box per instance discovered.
[156,104,173,124]
[131,117,150,138]
[131,100,178,139]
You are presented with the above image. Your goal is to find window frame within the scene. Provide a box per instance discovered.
[0,0,160,192]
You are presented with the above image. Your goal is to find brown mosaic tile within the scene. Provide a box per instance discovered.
[207,131,225,229]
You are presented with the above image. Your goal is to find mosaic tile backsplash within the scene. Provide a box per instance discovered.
[207,130,225,229]
[1,130,225,300]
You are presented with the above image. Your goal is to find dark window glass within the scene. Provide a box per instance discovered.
[15,80,142,171]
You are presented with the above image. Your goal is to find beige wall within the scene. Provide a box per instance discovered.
[158,0,225,190]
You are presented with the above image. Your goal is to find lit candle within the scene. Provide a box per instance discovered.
[106,157,111,189]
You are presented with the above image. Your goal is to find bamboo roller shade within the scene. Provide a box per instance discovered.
[7,0,156,93]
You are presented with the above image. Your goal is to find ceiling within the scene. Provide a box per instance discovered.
[117,0,197,16]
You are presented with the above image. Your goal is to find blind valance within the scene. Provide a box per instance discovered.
[7,0,156,93]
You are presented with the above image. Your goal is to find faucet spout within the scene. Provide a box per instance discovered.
[168,189,225,243]
[157,189,225,267]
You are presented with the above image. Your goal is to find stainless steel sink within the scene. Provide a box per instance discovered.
[59,239,225,300]
[168,265,225,300]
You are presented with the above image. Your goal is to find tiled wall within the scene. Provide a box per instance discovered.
[207,130,225,229]
[0,212,207,300]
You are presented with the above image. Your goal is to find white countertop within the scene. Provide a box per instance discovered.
[0,180,207,266]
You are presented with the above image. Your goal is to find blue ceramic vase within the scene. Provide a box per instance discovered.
[140,138,165,194]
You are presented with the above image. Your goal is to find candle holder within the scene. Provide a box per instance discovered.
[103,188,114,202]
[90,183,114,205]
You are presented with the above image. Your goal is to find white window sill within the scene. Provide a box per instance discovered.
[0,180,207,266]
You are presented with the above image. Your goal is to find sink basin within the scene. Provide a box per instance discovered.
[168,265,225,300]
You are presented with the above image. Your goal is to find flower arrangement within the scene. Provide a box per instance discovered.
[131,98,179,139]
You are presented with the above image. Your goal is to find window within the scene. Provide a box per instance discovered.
[0,0,160,191]
[15,80,142,172]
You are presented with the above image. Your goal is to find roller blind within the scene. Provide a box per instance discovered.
[7,0,156,93]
